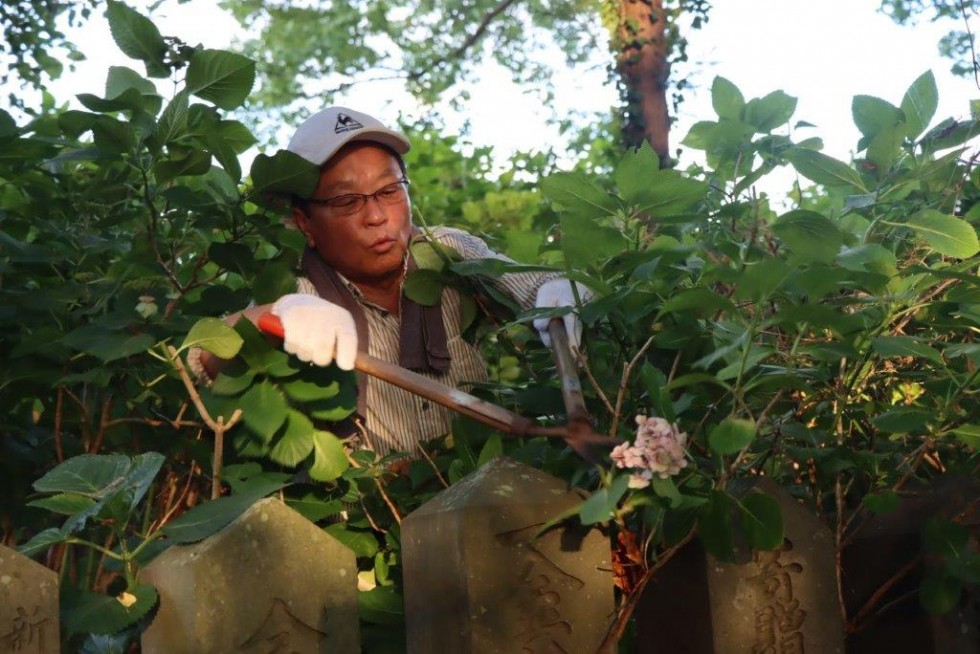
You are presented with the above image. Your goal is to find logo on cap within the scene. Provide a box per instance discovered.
[334,113,364,134]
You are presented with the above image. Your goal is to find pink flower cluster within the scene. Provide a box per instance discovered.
[611,415,689,489]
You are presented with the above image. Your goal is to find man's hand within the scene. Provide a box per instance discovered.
[271,294,358,370]
[533,278,593,351]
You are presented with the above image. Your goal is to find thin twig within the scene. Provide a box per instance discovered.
[148,463,198,533]
[846,554,922,634]
[576,349,615,415]
[596,529,696,653]
[89,395,114,454]
[666,350,682,383]
[407,0,519,80]
[346,447,403,525]
[723,389,787,483]
[611,335,657,436]
[417,442,449,489]
[959,0,980,88]
[166,345,242,500]
[54,387,64,463]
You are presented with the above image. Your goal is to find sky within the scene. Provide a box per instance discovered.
[33,0,980,197]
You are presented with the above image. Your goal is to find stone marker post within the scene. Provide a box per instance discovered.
[842,477,979,654]
[401,456,615,653]
[636,478,845,653]
[140,497,360,653]
[0,545,59,654]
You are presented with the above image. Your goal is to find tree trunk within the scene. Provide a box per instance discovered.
[615,0,671,166]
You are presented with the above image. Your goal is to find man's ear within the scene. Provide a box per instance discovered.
[293,206,315,247]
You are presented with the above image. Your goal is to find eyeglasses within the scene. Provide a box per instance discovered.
[306,178,410,216]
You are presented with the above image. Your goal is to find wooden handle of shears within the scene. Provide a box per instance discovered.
[547,318,590,426]
[256,313,538,436]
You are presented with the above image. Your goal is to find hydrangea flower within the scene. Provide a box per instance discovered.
[610,415,689,489]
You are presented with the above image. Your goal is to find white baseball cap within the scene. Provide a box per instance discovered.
[286,106,411,167]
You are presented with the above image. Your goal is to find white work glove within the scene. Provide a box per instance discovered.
[271,294,358,370]
[533,278,594,351]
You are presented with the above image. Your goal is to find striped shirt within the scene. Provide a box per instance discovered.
[191,226,556,457]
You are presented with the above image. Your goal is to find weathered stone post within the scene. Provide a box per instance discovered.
[140,497,360,653]
[0,545,60,653]
[401,456,615,653]
[636,478,845,653]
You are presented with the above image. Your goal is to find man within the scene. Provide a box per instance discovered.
[191,106,590,457]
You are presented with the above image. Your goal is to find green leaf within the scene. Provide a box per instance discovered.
[476,434,503,467]
[62,584,158,636]
[410,239,462,271]
[209,243,254,279]
[27,493,96,516]
[153,150,212,183]
[185,50,256,110]
[640,362,674,422]
[660,288,734,316]
[154,90,189,149]
[650,477,681,508]
[249,150,320,206]
[210,120,257,156]
[269,410,316,467]
[772,210,843,263]
[920,572,962,615]
[920,118,980,153]
[448,258,555,277]
[951,424,980,448]
[104,65,156,99]
[358,586,404,625]
[201,128,244,182]
[743,90,797,133]
[105,1,168,78]
[866,122,905,170]
[285,494,344,523]
[309,430,349,481]
[740,491,783,550]
[711,76,744,120]
[62,325,156,363]
[162,480,287,544]
[733,257,792,301]
[30,454,162,535]
[872,335,944,366]
[708,419,755,455]
[0,108,17,138]
[922,517,969,557]
[903,210,980,258]
[403,269,444,306]
[871,408,931,434]
[699,491,737,562]
[901,71,938,139]
[281,376,341,403]
[182,317,243,358]
[862,491,900,514]
[16,527,69,558]
[33,453,160,500]
[540,171,619,218]
[836,244,898,276]
[210,367,255,396]
[559,211,629,269]
[239,381,289,442]
[578,474,630,525]
[252,262,297,305]
[786,149,868,192]
[616,164,708,219]
[852,95,905,140]
[323,524,379,558]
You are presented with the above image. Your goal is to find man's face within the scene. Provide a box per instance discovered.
[294,143,412,285]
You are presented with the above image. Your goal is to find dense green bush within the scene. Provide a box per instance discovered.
[1,2,977,650]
